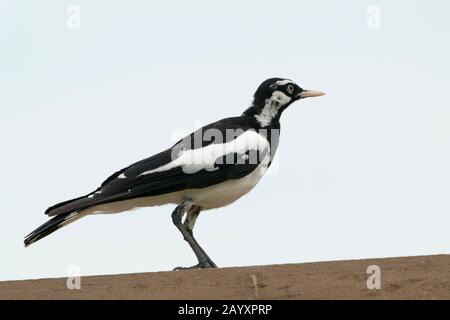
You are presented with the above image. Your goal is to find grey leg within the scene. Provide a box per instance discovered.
[171,200,217,270]
[184,204,200,237]
[183,205,217,267]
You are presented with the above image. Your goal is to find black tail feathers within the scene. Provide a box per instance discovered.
[44,194,88,215]
[24,211,81,247]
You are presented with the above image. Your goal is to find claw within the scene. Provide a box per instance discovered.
[173,261,217,271]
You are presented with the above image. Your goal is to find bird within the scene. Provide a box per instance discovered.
[24,78,325,270]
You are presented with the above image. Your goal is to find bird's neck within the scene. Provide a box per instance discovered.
[242,105,282,165]
[242,103,282,129]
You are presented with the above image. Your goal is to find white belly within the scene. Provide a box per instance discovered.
[83,164,268,215]
[187,163,268,209]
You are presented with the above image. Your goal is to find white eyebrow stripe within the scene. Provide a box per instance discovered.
[139,130,270,176]
[118,173,127,179]
[275,79,293,86]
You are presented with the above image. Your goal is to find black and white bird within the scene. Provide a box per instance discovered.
[24,78,324,269]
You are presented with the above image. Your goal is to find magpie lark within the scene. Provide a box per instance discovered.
[24,78,324,270]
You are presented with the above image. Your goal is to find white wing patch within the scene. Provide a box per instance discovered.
[139,130,270,177]
[88,190,102,199]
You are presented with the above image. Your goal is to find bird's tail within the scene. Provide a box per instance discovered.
[24,211,82,247]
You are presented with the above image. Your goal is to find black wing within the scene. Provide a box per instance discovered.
[46,116,269,216]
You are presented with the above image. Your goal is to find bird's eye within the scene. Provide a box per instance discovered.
[286,84,294,94]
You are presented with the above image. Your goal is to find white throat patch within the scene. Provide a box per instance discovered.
[255,90,291,127]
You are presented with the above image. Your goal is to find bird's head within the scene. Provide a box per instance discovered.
[244,78,325,127]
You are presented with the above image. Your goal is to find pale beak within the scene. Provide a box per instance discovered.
[298,90,325,99]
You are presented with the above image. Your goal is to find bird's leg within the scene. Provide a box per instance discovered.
[183,204,200,238]
[183,205,217,268]
[171,200,217,270]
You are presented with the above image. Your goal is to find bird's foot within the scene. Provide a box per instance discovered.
[173,260,217,271]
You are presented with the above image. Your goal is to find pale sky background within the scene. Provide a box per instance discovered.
[1,1,449,281]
